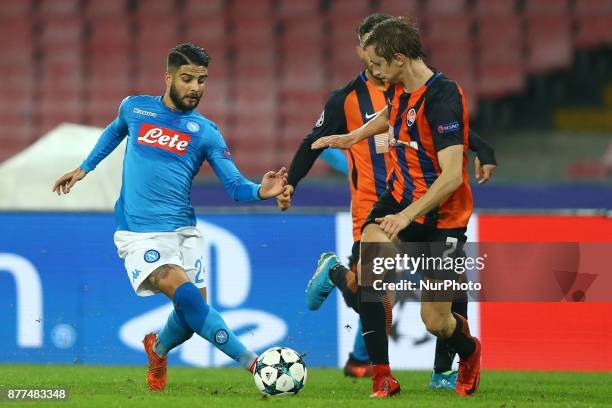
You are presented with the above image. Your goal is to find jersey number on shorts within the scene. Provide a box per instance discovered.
[442,237,459,259]
[194,258,204,283]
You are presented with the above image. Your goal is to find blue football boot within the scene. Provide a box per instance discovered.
[305,252,341,310]
[429,370,458,390]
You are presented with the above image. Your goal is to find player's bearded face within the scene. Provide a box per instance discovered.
[168,65,207,111]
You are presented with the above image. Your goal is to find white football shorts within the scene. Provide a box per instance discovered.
[114,226,206,296]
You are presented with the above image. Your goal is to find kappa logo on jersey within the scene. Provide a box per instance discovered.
[407,108,417,127]
[137,123,191,155]
[133,107,157,117]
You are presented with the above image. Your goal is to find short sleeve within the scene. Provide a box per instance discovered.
[425,83,466,152]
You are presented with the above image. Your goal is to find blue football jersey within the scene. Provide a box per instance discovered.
[80,95,261,232]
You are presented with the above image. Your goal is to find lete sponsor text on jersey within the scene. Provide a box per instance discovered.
[137,123,191,155]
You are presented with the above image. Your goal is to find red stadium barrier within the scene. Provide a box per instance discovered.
[478,215,612,371]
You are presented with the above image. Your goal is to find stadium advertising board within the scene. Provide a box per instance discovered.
[1,213,611,370]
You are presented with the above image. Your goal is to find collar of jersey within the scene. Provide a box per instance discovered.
[400,71,442,96]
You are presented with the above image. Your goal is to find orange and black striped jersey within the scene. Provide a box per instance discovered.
[386,71,473,228]
[287,71,493,238]
[288,72,392,240]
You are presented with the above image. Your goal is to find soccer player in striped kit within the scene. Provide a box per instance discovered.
[279,14,495,393]
[312,17,483,398]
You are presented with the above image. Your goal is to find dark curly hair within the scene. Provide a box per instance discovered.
[167,43,210,71]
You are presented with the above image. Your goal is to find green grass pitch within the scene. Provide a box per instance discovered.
[1,365,611,407]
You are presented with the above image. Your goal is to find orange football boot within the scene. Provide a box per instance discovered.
[344,355,373,378]
[370,364,401,398]
[248,357,258,374]
[142,333,167,391]
[456,337,481,397]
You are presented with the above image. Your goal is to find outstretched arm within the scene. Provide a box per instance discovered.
[310,106,388,150]
[206,132,286,202]
[279,91,349,211]
[287,91,348,188]
[52,97,130,195]
[207,148,261,202]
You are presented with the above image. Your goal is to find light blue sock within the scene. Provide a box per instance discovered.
[154,310,193,357]
[352,320,370,362]
[173,282,256,369]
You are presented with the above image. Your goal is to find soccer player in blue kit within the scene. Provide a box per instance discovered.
[52,43,287,391]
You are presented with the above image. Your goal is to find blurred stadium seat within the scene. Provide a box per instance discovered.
[134,0,178,17]
[0,17,35,146]
[278,0,319,17]
[38,0,80,17]
[425,0,466,15]
[524,0,569,16]
[572,0,612,49]
[183,0,225,16]
[574,0,612,15]
[473,0,516,16]
[279,87,326,123]
[134,15,179,95]
[328,15,365,89]
[280,19,325,91]
[573,15,612,48]
[38,17,85,135]
[475,15,525,97]
[228,0,272,19]
[84,0,126,18]
[184,17,227,50]
[0,22,33,80]
[0,0,609,176]
[85,18,132,126]
[0,0,31,17]
[227,117,279,174]
[329,0,371,17]
[279,91,326,155]
[525,15,572,73]
[377,0,419,16]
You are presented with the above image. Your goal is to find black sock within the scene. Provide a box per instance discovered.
[433,300,468,373]
[329,263,347,286]
[434,339,454,374]
[330,264,359,313]
[451,299,468,319]
[343,289,359,313]
[359,288,390,365]
[447,313,476,359]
